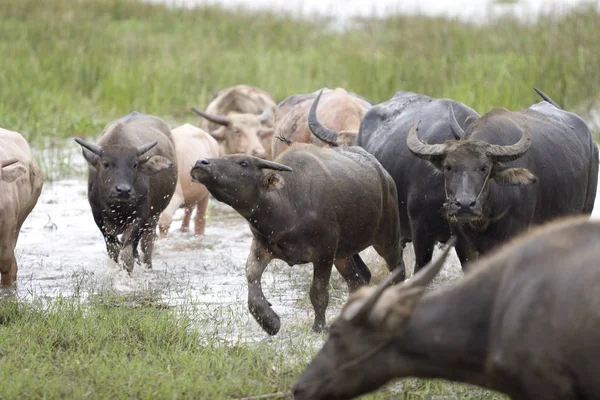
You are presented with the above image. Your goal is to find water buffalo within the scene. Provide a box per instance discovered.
[356,91,479,271]
[272,87,371,158]
[0,128,43,286]
[190,90,403,335]
[192,85,276,159]
[158,124,219,238]
[294,216,600,400]
[406,88,598,262]
[75,112,177,273]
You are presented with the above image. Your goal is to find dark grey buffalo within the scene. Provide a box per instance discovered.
[190,91,403,335]
[406,88,598,261]
[75,112,177,273]
[356,91,480,271]
[294,217,600,400]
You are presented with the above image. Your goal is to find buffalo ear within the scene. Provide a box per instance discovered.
[366,286,425,334]
[258,127,275,139]
[80,148,100,166]
[140,155,173,175]
[492,164,537,186]
[1,165,26,182]
[210,127,227,141]
[464,115,477,129]
[262,171,285,191]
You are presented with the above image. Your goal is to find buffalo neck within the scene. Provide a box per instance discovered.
[241,190,293,238]
[389,267,502,391]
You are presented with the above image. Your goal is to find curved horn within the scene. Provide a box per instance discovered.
[190,107,231,127]
[258,106,271,123]
[308,90,339,147]
[534,87,561,109]
[485,125,532,162]
[406,120,447,161]
[255,158,293,172]
[345,236,457,324]
[74,138,104,156]
[0,158,19,168]
[137,141,158,156]
[449,105,465,140]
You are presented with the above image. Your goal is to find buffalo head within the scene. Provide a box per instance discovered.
[191,106,274,159]
[74,136,173,206]
[407,111,536,224]
[0,158,25,183]
[293,239,456,400]
[190,154,292,211]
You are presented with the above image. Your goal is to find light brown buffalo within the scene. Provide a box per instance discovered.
[0,128,43,286]
[158,124,219,238]
[272,87,371,158]
[192,85,276,159]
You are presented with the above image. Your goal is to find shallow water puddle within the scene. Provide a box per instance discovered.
[12,175,599,340]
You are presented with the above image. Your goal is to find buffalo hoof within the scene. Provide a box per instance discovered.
[312,321,329,333]
[248,301,281,336]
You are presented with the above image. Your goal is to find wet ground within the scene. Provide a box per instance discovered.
[10,162,600,341]
[11,168,463,341]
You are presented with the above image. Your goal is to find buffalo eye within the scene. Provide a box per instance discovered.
[445,165,452,172]
[480,166,488,173]
[240,161,249,168]
[132,162,139,169]
[102,161,110,169]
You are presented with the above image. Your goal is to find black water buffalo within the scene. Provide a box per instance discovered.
[406,88,598,261]
[75,112,177,273]
[356,91,480,271]
[294,217,600,400]
[190,91,403,335]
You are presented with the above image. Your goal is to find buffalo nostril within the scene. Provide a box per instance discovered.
[196,158,210,166]
[469,201,477,208]
[116,184,132,194]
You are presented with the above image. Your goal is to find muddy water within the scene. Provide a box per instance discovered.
[10,162,600,341]
[11,170,461,341]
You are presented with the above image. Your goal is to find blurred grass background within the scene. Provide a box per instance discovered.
[0,0,598,149]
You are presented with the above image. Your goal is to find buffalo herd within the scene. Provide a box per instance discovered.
[2,84,599,399]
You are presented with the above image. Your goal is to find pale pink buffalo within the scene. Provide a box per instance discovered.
[158,124,219,238]
[0,128,43,286]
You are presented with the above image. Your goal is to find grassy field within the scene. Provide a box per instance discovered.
[0,0,599,152]
[0,293,505,399]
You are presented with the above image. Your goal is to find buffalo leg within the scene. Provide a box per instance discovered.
[455,236,478,272]
[140,220,157,269]
[246,239,277,335]
[120,223,144,274]
[93,213,121,262]
[0,256,16,286]
[310,258,334,333]
[194,196,209,236]
[334,256,368,292]
[181,206,193,233]
[411,220,435,274]
[374,241,405,283]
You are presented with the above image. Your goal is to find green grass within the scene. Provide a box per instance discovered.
[0,294,505,399]
[0,0,599,152]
